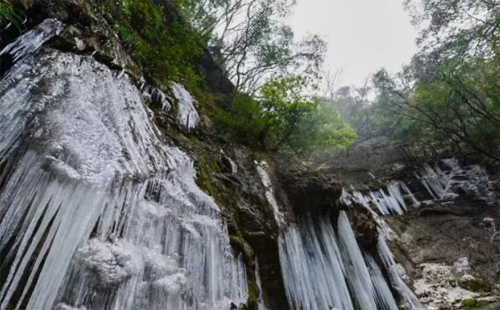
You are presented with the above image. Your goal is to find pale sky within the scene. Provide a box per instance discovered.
[289,0,418,88]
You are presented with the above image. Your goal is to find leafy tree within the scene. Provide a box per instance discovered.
[216,75,357,154]
[373,53,500,162]
[405,0,499,60]
[365,0,500,162]
[287,97,358,154]
[177,0,326,93]
[0,0,23,31]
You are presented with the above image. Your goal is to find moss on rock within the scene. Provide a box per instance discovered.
[462,298,494,309]
[459,277,489,293]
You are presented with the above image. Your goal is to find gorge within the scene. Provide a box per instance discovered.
[0,1,499,310]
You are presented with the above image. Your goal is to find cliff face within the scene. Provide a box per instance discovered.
[326,135,500,309]
[0,2,499,310]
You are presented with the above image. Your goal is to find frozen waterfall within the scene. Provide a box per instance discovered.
[416,158,498,204]
[341,182,419,216]
[279,211,419,310]
[171,82,200,130]
[0,24,247,310]
[1,18,63,62]
[256,161,285,227]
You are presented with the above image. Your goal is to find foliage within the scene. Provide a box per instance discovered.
[177,0,326,93]
[405,0,499,61]
[93,0,202,83]
[373,51,500,161]
[0,0,23,30]
[327,86,381,139]
[216,75,356,154]
[362,0,500,162]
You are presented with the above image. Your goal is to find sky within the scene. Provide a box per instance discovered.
[289,0,418,89]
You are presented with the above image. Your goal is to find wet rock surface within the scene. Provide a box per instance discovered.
[387,200,500,309]
[276,159,343,215]
[1,1,499,310]
[326,132,500,309]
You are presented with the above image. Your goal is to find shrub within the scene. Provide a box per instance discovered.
[93,0,202,84]
[216,75,357,154]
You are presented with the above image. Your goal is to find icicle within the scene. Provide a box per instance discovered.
[279,215,354,310]
[228,158,238,175]
[117,68,125,79]
[171,82,200,130]
[256,161,285,227]
[279,212,411,310]
[141,84,172,112]
[364,254,399,310]
[400,183,420,207]
[0,49,247,310]
[416,163,451,199]
[342,181,418,216]
[337,211,379,310]
[377,236,422,309]
[1,18,63,62]
[416,158,498,205]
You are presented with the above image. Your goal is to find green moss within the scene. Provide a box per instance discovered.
[0,0,21,28]
[462,298,494,309]
[463,299,477,307]
[92,0,202,84]
[229,236,254,260]
[246,279,260,309]
[194,150,221,200]
[460,277,489,292]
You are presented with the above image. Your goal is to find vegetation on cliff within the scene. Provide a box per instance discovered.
[323,0,499,165]
[216,75,357,154]
[164,0,355,156]
[0,0,22,30]
[91,0,202,83]
[85,0,358,156]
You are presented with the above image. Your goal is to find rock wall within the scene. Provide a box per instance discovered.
[1,1,498,310]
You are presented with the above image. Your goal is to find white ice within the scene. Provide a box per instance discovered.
[0,36,247,310]
[171,82,200,130]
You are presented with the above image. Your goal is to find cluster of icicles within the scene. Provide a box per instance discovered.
[278,155,498,310]
[0,19,245,310]
[415,158,498,206]
[340,157,498,216]
[279,211,421,310]
[1,18,495,310]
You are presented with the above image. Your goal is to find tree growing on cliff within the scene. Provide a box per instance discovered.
[366,0,500,162]
[178,0,326,94]
[0,0,23,30]
[217,75,357,154]
[405,0,499,61]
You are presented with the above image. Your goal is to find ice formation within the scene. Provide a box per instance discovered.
[0,24,247,310]
[342,181,419,216]
[377,236,421,309]
[279,211,418,310]
[228,157,238,175]
[416,158,498,204]
[0,18,63,62]
[279,215,353,310]
[140,83,172,112]
[256,161,285,227]
[171,82,200,129]
[337,211,398,310]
